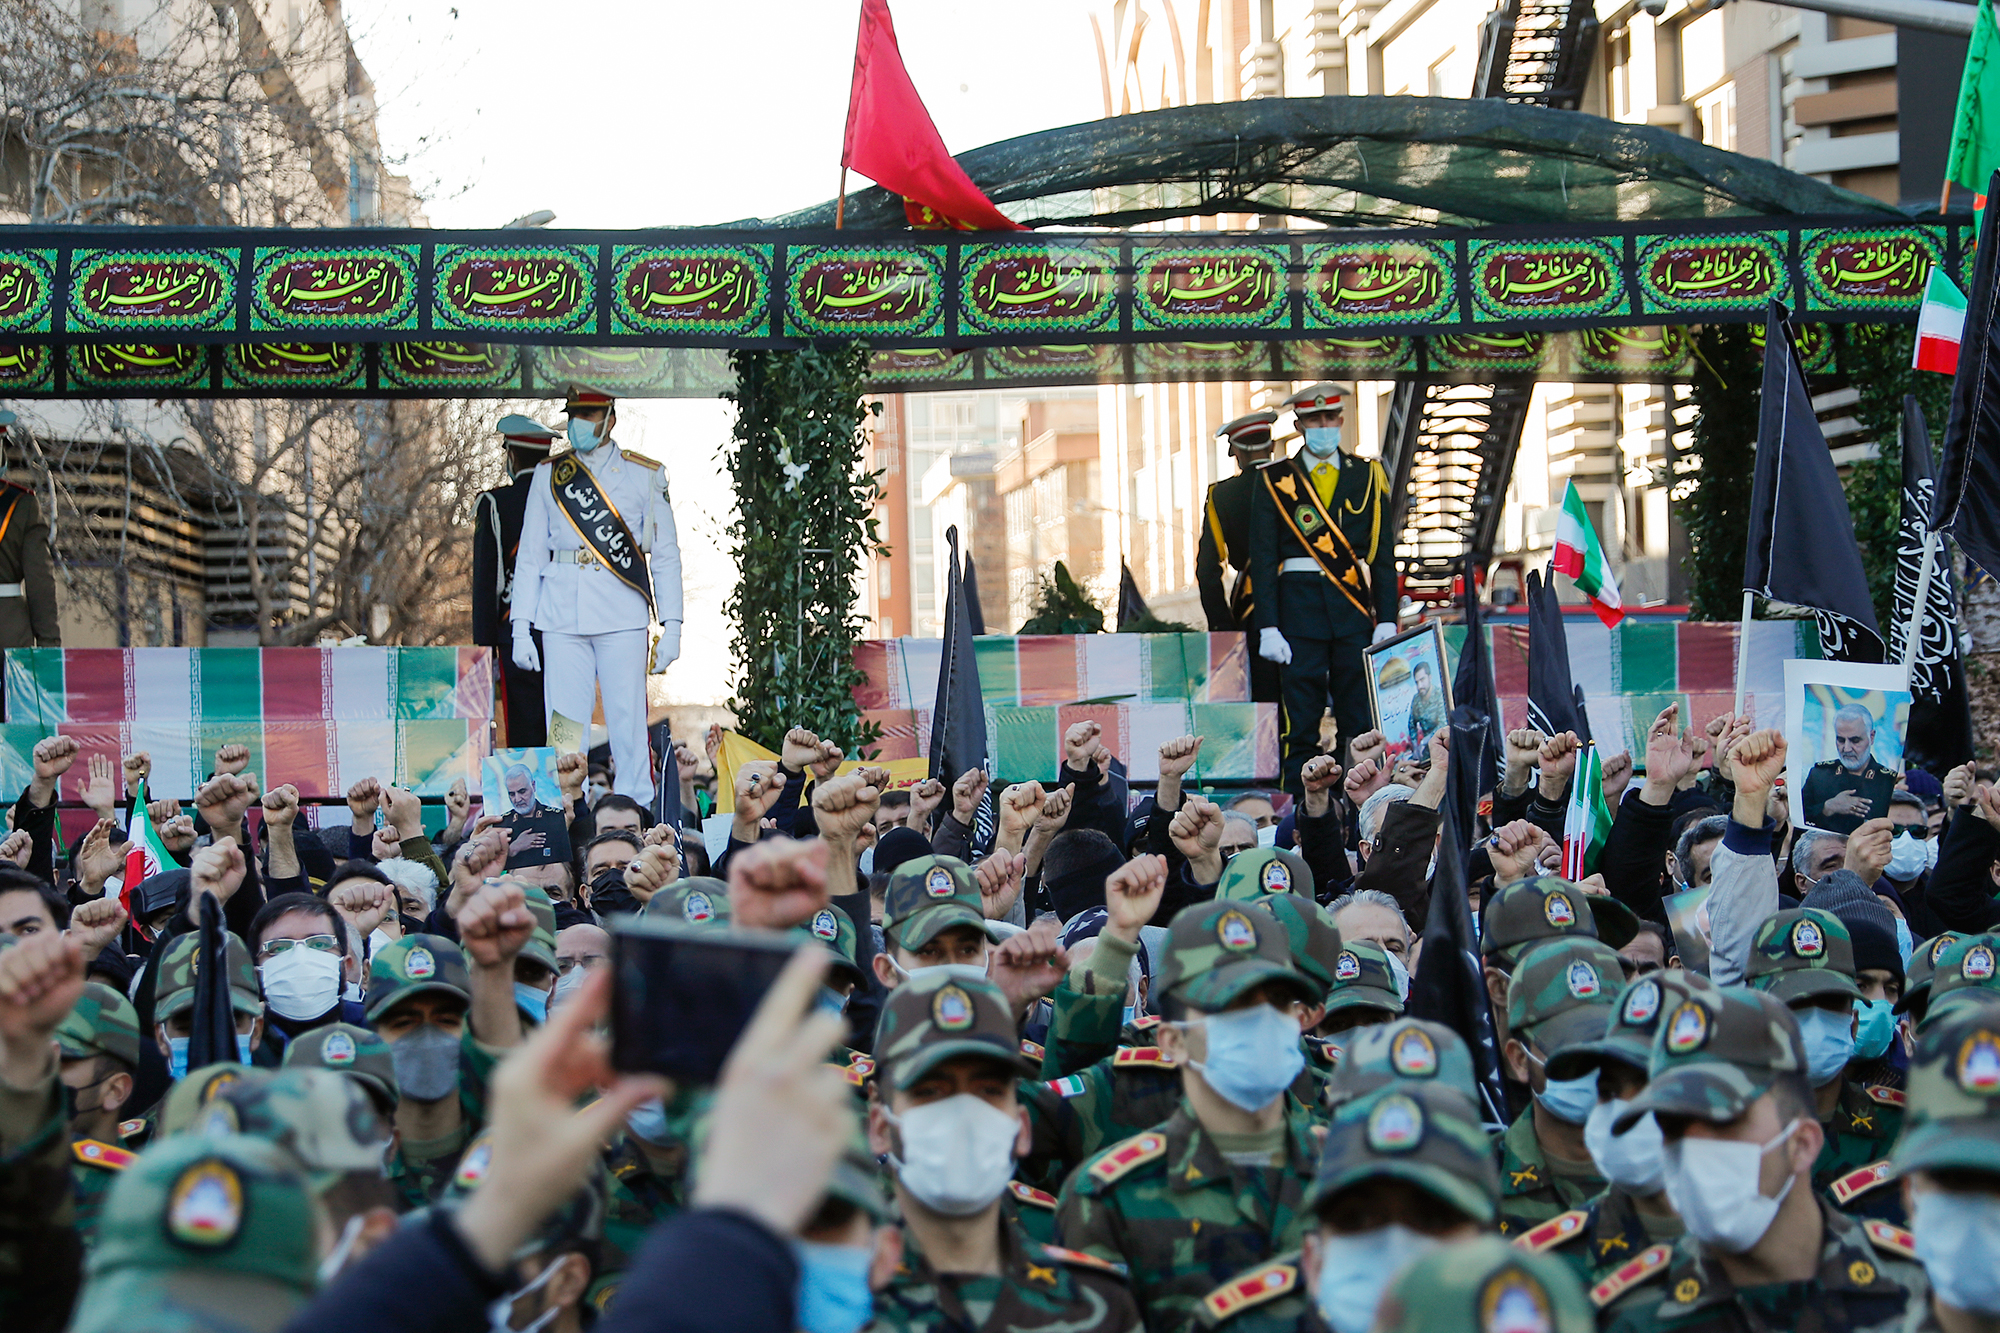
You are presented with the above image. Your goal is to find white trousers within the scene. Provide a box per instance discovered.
[541,628,654,804]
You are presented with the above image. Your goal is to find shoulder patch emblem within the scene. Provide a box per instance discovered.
[1864,1219,1918,1259]
[1216,910,1258,951]
[1203,1261,1298,1321]
[404,946,436,980]
[1009,1180,1057,1210]
[1020,1038,1045,1060]
[1478,1265,1554,1333]
[166,1159,244,1248]
[1544,892,1575,928]
[1113,1046,1177,1069]
[1956,1030,2000,1093]
[1512,1210,1586,1253]
[1791,918,1825,958]
[1590,1244,1672,1308]
[1088,1132,1167,1185]
[453,1134,494,1190]
[73,1139,134,1170]
[1048,1074,1088,1098]
[1391,1026,1438,1076]
[119,1118,147,1140]
[1865,1085,1906,1108]
[1830,1160,1894,1204]
[1040,1244,1128,1277]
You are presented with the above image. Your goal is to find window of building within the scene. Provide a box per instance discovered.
[1608,29,1631,118]
[1428,50,1456,97]
[1696,84,1736,149]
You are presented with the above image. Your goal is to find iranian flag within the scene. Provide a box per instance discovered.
[1551,480,1625,627]
[1563,744,1611,879]
[120,777,171,920]
[1916,269,1970,374]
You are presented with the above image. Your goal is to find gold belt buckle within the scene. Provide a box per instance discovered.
[574,548,598,570]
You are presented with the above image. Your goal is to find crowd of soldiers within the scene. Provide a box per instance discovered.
[6,700,2000,1333]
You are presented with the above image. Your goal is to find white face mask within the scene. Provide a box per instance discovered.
[1385,951,1411,1001]
[1914,1188,2000,1315]
[1887,832,1927,882]
[487,1252,563,1333]
[1313,1225,1440,1333]
[888,1093,1019,1216]
[260,947,344,1022]
[1584,1098,1665,1193]
[1662,1118,1801,1253]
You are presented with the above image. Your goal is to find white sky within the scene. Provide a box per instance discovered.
[344,1,1102,705]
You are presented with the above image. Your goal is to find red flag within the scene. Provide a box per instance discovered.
[840,0,1024,231]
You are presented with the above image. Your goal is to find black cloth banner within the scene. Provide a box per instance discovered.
[929,526,990,793]
[1116,562,1152,630]
[1406,778,1510,1131]
[188,893,239,1070]
[1526,568,1590,744]
[1894,397,1976,772]
[1451,552,1505,811]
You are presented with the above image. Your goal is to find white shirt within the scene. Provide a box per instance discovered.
[509,441,683,636]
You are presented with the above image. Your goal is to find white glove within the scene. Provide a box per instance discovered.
[1372,622,1398,645]
[511,624,541,673]
[1259,627,1292,665]
[651,623,681,674]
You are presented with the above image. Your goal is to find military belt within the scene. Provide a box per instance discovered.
[1278,558,1321,574]
[0,582,23,597]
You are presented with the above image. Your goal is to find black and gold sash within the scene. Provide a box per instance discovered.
[1260,458,1372,619]
[549,454,653,614]
[1206,495,1256,623]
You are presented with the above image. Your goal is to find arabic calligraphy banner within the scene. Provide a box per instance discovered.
[0,217,1957,396]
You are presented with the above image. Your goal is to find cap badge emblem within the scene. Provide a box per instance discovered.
[1366,1093,1423,1153]
[1966,946,1996,981]
[1934,935,1960,964]
[1545,893,1575,928]
[1791,918,1825,958]
[1479,1269,1553,1333]
[1622,980,1661,1027]
[1390,1027,1438,1076]
[933,984,975,1032]
[404,946,436,980]
[322,1031,356,1066]
[1216,911,1257,951]
[1566,961,1601,999]
[925,867,955,898]
[683,891,714,923]
[1956,1031,2000,1093]
[1334,952,1362,982]
[811,910,839,941]
[1261,861,1290,892]
[167,1160,244,1248]
[1664,1000,1708,1054]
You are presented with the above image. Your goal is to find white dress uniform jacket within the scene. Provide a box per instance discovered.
[509,442,684,640]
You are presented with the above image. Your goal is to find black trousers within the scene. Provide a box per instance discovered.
[497,627,547,749]
[1278,628,1373,795]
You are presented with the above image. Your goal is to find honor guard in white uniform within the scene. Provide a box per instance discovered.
[509,385,683,803]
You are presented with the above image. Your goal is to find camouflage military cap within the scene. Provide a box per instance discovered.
[1155,899,1315,1012]
[1921,987,2000,1033]
[1323,940,1405,1017]
[1479,876,1599,966]
[57,981,143,1069]
[71,1134,316,1333]
[1324,1018,1479,1110]
[1896,931,1967,1017]
[1614,984,1805,1131]
[1216,847,1313,903]
[182,1069,391,1193]
[281,1022,398,1113]
[788,903,867,989]
[882,855,993,951]
[1546,969,1715,1082]
[156,932,264,1021]
[444,1128,607,1259]
[1506,937,1622,1057]
[1307,1081,1500,1225]
[873,967,1036,1090]
[364,933,471,1022]
[159,1065,273,1139]
[652,876,731,928]
[1744,907,1863,1006]
[1249,890,1342,998]
[519,883,560,976]
[1894,1001,2000,1176]
[1372,1234,1595,1333]
[1920,933,2000,1020]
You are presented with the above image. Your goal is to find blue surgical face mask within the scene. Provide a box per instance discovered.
[1534,1062,1599,1126]
[237,1034,253,1065]
[1314,1225,1440,1333]
[628,1097,674,1147]
[567,417,604,453]
[816,986,849,1018]
[1301,426,1341,458]
[1796,1004,1857,1085]
[1185,1002,1306,1112]
[1895,915,1915,965]
[1853,997,1898,1061]
[1122,1005,1136,1027]
[514,982,549,1025]
[793,1241,876,1333]
[166,1034,253,1080]
[1915,1188,2000,1315]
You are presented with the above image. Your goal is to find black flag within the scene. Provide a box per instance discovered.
[929,526,990,793]
[1450,552,1503,832]
[1406,775,1510,1131]
[1894,397,1976,772]
[1936,170,2000,581]
[1116,562,1152,630]
[187,892,239,1071]
[963,554,987,637]
[1746,302,1884,661]
[1525,568,1590,744]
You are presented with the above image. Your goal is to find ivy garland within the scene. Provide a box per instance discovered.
[722,345,886,755]
[1678,324,1763,622]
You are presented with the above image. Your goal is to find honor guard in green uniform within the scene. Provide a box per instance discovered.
[1054,900,1323,1333]
[1373,1235,1595,1333]
[54,983,144,1248]
[1911,931,2000,1033]
[866,968,1142,1333]
[1599,985,1924,1333]
[1199,410,1281,703]
[1495,938,1622,1234]
[1799,706,1899,835]
[0,412,61,656]
[1247,383,1398,794]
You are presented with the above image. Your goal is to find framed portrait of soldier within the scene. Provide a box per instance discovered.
[1782,659,1912,836]
[1363,622,1453,762]
[482,747,573,869]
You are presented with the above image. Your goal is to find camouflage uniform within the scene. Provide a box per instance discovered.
[1322,1017,1480,1111]
[175,1069,392,1195]
[1496,938,1621,1234]
[1913,933,2000,1035]
[1320,940,1404,1030]
[1601,986,1926,1332]
[1054,900,1321,1333]
[1890,999,2000,1333]
[445,1125,611,1301]
[54,982,144,1249]
[154,931,266,1036]
[280,1023,399,1118]
[650,876,731,926]
[1480,877,1637,973]
[0,940,80,1331]
[1895,932,1965,1029]
[1373,1234,1596,1333]
[882,855,1006,956]
[872,968,1142,1333]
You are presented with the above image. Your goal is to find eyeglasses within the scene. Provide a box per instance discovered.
[1219,844,1256,863]
[556,953,608,975]
[258,934,340,960]
[1894,824,1932,840]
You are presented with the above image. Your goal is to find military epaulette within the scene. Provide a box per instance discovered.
[1113,1046,1177,1069]
[1129,1014,1161,1031]
[546,449,572,463]
[1865,1085,1907,1108]
[118,1118,146,1141]
[1039,1244,1128,1277]
[1831,1160,1895,1203]
[1201,1260,1298,1322]
[1512,1210,1587,1253]
[73,1139,134,1170]
[624,453,662,471]
[1009,1180,1058,1211]
[831,1052,874,1087]
[1864,1219,1918,1259]
[1020,1038,1045,1061]
[1087,1131,1167,1185]
[1590,1244,1672,1308]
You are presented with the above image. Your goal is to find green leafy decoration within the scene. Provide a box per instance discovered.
[722,345,886,754]
[1018,561,1104,634]
[1678,325,1762,621]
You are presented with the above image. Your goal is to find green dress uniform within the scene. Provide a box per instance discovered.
[1800,758,1898,836]
[0,1062,81,1329]
[1494,1106,1606,1235]
[865,1211,1140,1333]
[382,1029,500,1212]
[1814,1081,1904,1211]
[1511,1186,1685,1319]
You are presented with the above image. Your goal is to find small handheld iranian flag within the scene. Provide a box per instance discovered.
[1563,743,1611,879]
[1915,268,1969,374]
[1551,480,1625,627]
[121,777,172,920]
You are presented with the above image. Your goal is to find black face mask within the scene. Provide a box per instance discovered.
[590,870,639,918]
[398,911,428,936]
[65,1072,113,1120]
